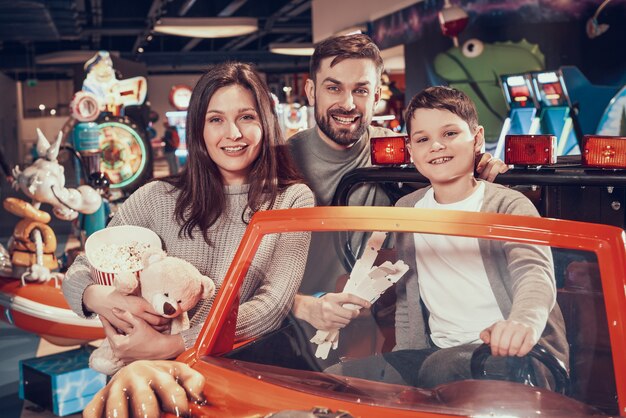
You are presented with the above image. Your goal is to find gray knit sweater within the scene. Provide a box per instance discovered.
[394,181,569,367]
[289,125,396,206]
[62,180,314,349]
[289,126,399,294]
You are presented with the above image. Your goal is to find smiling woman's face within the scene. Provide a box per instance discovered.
[203,84,263,185]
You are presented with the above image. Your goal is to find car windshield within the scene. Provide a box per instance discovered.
[196,208,623,416]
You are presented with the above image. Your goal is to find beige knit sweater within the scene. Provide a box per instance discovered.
[62,180,314,349]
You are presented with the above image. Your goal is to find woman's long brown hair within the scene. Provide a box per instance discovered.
[162,62,303,244]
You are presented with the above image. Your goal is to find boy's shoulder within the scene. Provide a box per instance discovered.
[395,186,431,208]
[482,181,538,216]
[482,180,526,199]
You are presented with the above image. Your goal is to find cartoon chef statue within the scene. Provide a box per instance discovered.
[80,51,147,116]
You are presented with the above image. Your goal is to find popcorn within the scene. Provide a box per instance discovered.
[90,241,151,272]
[85,225,162,286]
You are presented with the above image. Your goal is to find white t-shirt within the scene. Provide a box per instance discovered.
[413,182,504,348]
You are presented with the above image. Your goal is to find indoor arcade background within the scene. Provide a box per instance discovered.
[382,0,626,146]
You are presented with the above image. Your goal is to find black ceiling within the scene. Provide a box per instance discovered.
[0,0,313,79]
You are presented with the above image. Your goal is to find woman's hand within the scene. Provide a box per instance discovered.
[100,308,185,362]
[83,285,170,331]
[479,319,538,357]
[293,293,371,331]
[83,360,206,418]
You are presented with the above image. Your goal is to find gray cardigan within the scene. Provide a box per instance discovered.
[393,181,569,368]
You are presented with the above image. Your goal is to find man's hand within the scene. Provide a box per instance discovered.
[83,360,206,418]
[479,319,538,357]
[293,293,371,331]
[475,153,509,182]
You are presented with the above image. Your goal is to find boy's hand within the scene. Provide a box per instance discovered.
[479,319,538,357]
[475,153,509,182]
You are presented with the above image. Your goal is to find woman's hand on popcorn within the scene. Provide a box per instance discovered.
[100,308,185,362]
[84,284,171,332]
[83,360,206,418]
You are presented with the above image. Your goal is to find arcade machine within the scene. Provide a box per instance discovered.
[531,70,581,155]
[166,84,193,167]
[77,51,153,198]
[494,74,540,161]
[596,85,626,136]
[560,66,623,136]
[67,51,154,238]
[275,86,313,139]
[276,102,311,138]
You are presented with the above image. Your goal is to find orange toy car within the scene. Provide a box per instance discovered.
[173,206,625,417]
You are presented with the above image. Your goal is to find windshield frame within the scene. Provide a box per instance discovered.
[181,206,626,414]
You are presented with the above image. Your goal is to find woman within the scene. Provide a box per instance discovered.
[63,62,314,362]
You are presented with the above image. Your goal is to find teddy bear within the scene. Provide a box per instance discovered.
[89,249,215,375]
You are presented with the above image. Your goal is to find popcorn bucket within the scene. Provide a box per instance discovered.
[84,225,162,286]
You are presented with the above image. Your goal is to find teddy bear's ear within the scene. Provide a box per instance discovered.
[142,249,167,268]
[200,275,216,299]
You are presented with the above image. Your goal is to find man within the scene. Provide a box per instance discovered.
[290,34,508,329]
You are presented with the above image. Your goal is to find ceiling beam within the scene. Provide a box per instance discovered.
[282,0,311,18]
[82,27,144,36]
[89,0,102,47]
[181,37,203,52]
[177,0,197,16]
[0,50,310,78]
[219,0,310,52]
[132,0,168,53]
[218,0,248,17]
[130,50,310,73]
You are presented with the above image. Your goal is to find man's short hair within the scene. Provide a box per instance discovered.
[404,86,479,134]
[310,34,384,82]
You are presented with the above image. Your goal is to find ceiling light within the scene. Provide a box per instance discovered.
[154,17,258,38]
[269,43,315,56]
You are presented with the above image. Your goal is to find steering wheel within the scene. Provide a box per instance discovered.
[470,343,570,395]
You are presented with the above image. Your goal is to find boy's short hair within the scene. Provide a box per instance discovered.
[404,86,479,135]
[310,34,384,82]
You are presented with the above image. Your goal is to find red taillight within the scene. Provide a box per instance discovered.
[371,136,410,165]
[582,135,626,168]
[504,134,557,165]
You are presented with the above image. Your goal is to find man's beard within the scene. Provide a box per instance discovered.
[315,107,369,147]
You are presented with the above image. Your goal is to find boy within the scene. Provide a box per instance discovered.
[391,86,568,387]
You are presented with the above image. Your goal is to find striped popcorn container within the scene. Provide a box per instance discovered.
[84,225,162,286]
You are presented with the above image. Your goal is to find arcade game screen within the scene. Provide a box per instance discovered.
[503,75,535,108]
[166,110,188,165]
[533,72,568,107]
[99,121,147,189]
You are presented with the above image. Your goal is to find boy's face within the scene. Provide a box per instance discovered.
[407,108,484,185]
